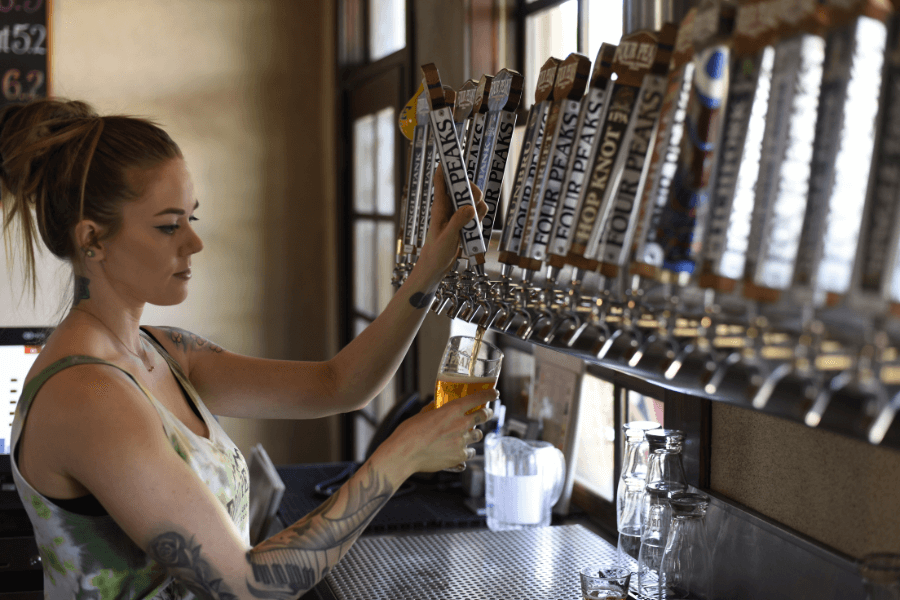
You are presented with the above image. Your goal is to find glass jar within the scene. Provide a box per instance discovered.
[645,429,687,487]
[616,421,660,565]
[618,421,661,522]
[660,491,711,599]
[637,481,686,598]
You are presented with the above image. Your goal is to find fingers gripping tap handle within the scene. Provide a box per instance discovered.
[422,63,488,270]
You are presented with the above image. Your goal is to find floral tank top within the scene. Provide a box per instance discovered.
[10,331,250,599]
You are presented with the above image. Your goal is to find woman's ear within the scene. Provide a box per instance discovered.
[73,219,106,262]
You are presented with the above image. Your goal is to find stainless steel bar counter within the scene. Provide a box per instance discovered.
[314,524,631,600]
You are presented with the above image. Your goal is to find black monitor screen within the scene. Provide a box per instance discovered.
[1,327,50,459]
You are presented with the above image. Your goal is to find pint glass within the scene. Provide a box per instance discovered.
[434,335,503,471]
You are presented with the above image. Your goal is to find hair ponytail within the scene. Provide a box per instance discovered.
[0,98,182,300]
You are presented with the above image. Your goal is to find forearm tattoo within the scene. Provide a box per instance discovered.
[245,463,395,598]
[162,326,224,353]
[409,282,439,310]
[148,532,238,600]
[409,291,435,309]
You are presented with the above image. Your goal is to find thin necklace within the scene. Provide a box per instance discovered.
[73,308,155,372]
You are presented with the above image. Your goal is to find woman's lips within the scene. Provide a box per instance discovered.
[174,269,192,279]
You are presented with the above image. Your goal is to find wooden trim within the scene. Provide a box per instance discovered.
[663,390,712,490]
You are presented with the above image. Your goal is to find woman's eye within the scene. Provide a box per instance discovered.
[157,216,197,234]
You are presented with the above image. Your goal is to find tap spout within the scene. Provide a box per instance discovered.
[542,313,580,345]
[436,293,458,317]
[451,296,474,320]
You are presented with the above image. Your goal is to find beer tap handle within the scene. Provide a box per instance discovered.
[694,2,776,296]
[497,58,559,279]
[474,68,524,244]
[652,2,734,280]
[422,63,489,275]
[515,57,563,282]
[518,53,592,278]
[546,42,618,284]
[591,24,677,290]
[453,79,477,147]
[406,84,433,262]
[464,75,493,185]
[566,31,658,277]
[631,9,698,286]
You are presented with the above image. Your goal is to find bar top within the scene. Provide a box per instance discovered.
[320,524,640,599]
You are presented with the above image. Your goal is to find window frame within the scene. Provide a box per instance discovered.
[336,0,418,461]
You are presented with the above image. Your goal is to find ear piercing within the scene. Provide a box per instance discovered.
[84,248,95,258]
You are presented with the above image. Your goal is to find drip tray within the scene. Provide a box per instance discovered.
[325,524,640,600]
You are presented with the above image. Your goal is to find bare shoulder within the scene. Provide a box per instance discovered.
[18,362,165,496]
[143,325,226,373]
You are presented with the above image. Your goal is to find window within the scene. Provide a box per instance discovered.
[350,106,401,461]
[525,0,578,105]
[521,0,624,110]
[339,0,411,459]
[627,390,664,427]
[575,374,617,502]
[369,0,406,61]
[339,0,407,65]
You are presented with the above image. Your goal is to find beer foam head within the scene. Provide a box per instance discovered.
[437,372,497,384]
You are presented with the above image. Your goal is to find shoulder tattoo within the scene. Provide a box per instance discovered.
[161,327,225,354]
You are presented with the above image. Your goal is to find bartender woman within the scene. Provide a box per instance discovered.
[2,98,493,599]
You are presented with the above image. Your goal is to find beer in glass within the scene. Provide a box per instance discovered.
[434,333,503,471]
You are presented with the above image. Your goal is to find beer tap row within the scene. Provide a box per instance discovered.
[392,0,900,447]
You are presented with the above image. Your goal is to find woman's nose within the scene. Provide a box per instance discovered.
[182,224,204,255]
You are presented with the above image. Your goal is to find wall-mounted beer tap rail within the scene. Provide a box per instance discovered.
[393,0,900,452]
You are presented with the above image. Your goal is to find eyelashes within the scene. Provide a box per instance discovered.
[156,216,199,235]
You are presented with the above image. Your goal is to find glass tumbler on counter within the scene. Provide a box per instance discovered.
[579,565,633,600]
[644,429,687,487]
[860,553,900,600]
[616,421,660,565]
[660,492,711,599]
[433,334,503,472]
[637,482,686,599]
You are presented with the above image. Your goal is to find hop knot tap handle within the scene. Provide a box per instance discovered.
[422,63,488,267]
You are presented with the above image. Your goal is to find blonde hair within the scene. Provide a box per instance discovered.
[0,98,182,299]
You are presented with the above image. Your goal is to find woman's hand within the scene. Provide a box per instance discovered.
[380,389,496,475]
[414,164,488,286]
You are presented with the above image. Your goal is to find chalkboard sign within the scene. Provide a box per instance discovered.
[0,0,49,107]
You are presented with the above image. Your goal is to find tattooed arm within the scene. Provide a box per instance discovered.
[46,361,492,599]
[148,462,396,600]
[146,168,486,421]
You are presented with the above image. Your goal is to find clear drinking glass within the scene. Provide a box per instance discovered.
[644,429,688,487]
[660,492,711,599]
[434,335,503,471]
[579,565,633,600]
[617,477,645,566]
[616,421,659,565]
[638,482,686,599]
[860,553,900,600]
